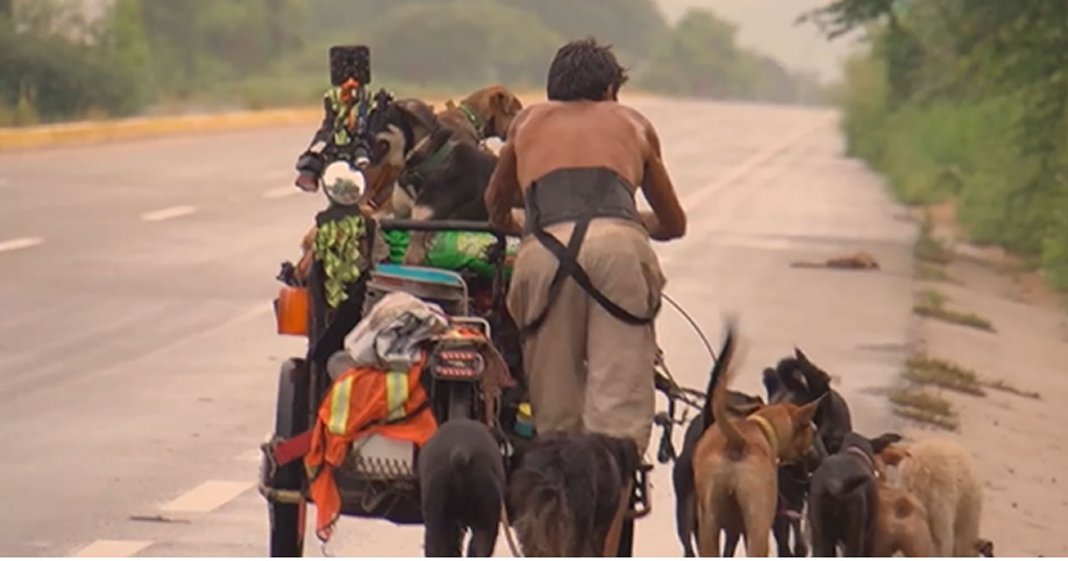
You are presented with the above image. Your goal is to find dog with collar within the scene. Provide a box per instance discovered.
[807,431,902,557]
[357,85,521,219]
[671,331,766,556]
[692,323,823,557]
[365,97,499,264]
[438,84,523,146]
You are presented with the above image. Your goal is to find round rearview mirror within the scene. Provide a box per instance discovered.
[321,161,366,207]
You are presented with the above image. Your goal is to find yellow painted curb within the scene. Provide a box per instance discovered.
[0,90,656,152]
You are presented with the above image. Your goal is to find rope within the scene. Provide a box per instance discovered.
[662,291,717,363]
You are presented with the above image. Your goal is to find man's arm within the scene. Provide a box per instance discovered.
[636,114,687,241]
[485,108,534,236]
[485,138,524,236]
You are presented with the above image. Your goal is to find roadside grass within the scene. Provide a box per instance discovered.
[888,352,1040,431]
[889,387,959,431]
[914,216,954,265]
[913,288,996,332]
[916,262,957,284]
[904,353,1042,399]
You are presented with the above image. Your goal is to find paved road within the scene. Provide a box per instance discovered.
[0,98,916,557]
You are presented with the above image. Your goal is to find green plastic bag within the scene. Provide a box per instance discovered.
[382,230,518,278]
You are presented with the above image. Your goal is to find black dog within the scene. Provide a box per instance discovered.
[807,431,902,557]
[368,97,497,222]
[761,348,852,557]
[418,419,506,557]
[507,431,639,557]
[765,348,853,454]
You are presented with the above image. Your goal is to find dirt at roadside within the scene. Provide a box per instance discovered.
[900,203,1068,557]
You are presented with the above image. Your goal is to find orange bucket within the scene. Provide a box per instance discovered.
[275,285,310,336]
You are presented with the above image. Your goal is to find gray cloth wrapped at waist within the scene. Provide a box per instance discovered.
[523,167,642,234]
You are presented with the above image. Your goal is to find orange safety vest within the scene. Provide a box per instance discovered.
[304,358,438,543]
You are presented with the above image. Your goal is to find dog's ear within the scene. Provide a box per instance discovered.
[395,99,438,134]
[781,367,810,394]
[762,367,781,400]
[877,443,910,467]
[489,87,523,117]
[793,393,825,428]
[794,349,832,396]
[869,432,904,454]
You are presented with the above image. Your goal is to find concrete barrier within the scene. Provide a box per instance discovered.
[0,90,661,152]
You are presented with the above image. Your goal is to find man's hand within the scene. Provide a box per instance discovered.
[485,136,524,236]
[633,110,686,241]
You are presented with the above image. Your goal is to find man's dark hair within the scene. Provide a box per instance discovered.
[546,37,629,102]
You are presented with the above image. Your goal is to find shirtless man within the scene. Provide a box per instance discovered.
[484,38,687,456]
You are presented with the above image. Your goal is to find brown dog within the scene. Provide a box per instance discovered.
[876,437,984,557]
[871,474,937,556]
[438,84,523,145]
[693,330,823,557]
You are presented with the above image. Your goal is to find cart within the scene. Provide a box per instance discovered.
[260,204,539,556]
[260,200,690,556]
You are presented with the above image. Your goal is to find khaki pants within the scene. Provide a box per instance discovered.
[507,218,665,455]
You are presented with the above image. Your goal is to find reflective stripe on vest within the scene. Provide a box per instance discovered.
[385,371,409,421]
[327,376,354,435]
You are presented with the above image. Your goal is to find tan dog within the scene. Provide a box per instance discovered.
[876,437,983,557]
[871,471,937,556]
[693,336,822,557]
[438,84,523,145]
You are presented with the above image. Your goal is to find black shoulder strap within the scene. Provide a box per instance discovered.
[518,180,660,339]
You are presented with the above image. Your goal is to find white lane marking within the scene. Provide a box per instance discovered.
[73,539,153,557]
[0,236,43,254]
[263,186,299,199]
[160,480,253,513]
[682,117,833,210]
[141,205,196,222]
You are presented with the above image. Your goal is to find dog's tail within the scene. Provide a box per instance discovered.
[709,320,748,456]
[702,319,738,432]
[511,477,577,557]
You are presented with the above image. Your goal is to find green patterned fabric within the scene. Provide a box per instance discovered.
[325,87,356,147]
[381,230,518,279]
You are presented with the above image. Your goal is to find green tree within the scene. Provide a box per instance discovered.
[365,0,561,88]
[497,0,667,62]
[638,9,755,99]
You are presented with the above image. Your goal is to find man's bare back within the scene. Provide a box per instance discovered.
[486,100,686,241]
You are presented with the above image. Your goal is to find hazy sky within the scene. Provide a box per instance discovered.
[655,0,862,83]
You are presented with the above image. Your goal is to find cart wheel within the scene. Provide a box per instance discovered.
[268,358,310,557]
